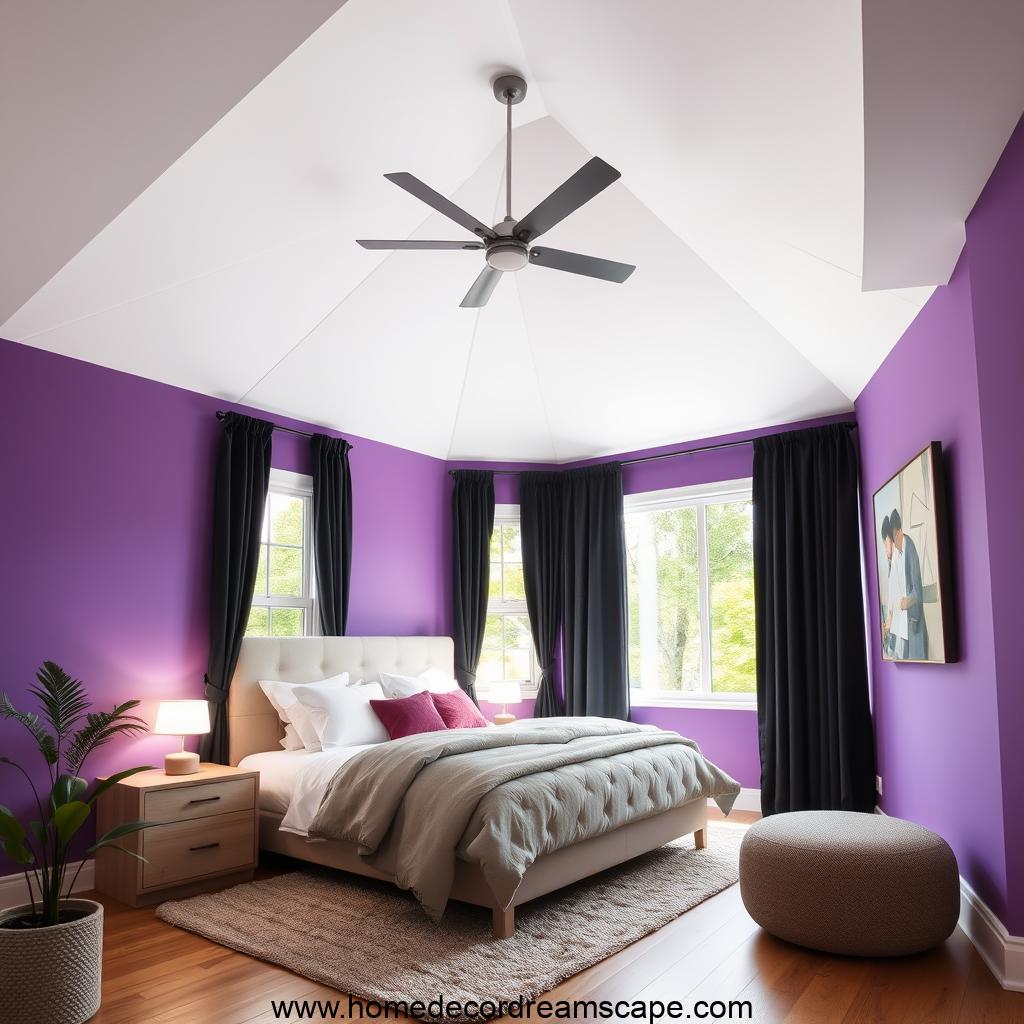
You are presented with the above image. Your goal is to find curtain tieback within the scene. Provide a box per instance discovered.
[203,674,228,705]
[455,663,477,684]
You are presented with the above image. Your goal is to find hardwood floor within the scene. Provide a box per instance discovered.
[87,810,1024,1023]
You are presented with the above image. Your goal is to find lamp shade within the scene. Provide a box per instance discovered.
[154,700,210,736]
[489,679,522,706]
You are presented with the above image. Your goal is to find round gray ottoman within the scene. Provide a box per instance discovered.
[739,811,959,956]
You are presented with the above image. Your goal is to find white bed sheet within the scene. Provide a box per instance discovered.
[238,745,378,833]
[237,749,314,816]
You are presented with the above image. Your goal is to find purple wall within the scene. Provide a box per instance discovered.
[855,115,1024,932]
[855,251,1007,922]
[963,116,1024,934]
[0,337,451,871]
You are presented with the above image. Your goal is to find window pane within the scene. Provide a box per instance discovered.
[482,614,503,652]
[488,562,502,601]
[707,500,756,694]
[502,523,522,561]
[260,506,269,543]
[653,507,701,693]
[626,517,642,687]
[478,649,503,683]
[254,545,268,596]
[503,563,526,602]
[503,613,531,650]
[625,506,701,693]
[505,648,531,681]
[245,606,269,637]
[270,607,303,637]
[270,493,304,546]
[489,529,501,561]
[269,545,302,596]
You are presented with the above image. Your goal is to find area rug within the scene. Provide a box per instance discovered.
[156,822,744,1019]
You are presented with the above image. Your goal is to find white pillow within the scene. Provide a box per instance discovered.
[291,680,389,749]
[259,673,350,751]
[279,724,304,751]
[378,668,460,699]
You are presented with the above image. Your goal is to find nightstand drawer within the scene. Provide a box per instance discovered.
[144,777,254,824]
[142,809,255,889]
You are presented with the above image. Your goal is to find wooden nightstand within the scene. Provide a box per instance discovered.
[95,763,259,907]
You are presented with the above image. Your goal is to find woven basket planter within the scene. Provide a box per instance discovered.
[0,899,103,1024]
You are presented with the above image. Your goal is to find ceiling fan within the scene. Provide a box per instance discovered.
[357,74,636,308]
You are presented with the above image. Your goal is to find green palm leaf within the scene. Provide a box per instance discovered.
[91,843,146,864]
[0,837,34,865]
[0,697,57,765]
[0,805,27,845]
[52,800,90,847]
[88,766,154,805]
[28,662,90,742]
[89,819,156,850]
[52,774,88,809]
[65,702,147,776]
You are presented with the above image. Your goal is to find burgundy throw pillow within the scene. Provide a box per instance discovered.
[370,690,448,740]
[431,688,489,729]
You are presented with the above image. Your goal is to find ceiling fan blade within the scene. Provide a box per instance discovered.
[529,246,635,283]
[460,265,503,308]
[514,157,621,242]
[357,239,484,250]
[384,173,496,240]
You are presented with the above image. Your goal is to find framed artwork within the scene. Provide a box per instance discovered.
[871,441,956,663]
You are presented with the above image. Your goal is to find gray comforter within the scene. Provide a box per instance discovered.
[308,717,740,919]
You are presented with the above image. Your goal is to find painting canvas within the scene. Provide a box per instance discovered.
[872,442,956,663]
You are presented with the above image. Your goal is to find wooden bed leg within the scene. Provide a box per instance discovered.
[694,827,707,850]
[492,905,515,939]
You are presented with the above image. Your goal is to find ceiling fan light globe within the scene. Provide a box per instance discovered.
[486,242,529,272]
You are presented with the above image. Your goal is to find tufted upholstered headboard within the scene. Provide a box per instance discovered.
[226,636,455,765]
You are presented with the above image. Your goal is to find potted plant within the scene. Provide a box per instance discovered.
[0,662,154,1024]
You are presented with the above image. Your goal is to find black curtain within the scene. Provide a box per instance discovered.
[561,463,630,720]
[520,472,565,718]
[311,434,353,636]
[200,412,273,763]
[452,470,495,704]
[753,423,875,814]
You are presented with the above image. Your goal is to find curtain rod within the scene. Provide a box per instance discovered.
[215,410,354,446]
[448,422,857,476]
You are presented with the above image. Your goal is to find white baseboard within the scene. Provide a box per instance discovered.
[0,860,95,911]
[959,876,1024,992]
[732,787,761,812]
[876,806,1023,990]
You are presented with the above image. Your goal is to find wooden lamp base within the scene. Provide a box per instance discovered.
[493,712,517,726]
[164,750,201,775]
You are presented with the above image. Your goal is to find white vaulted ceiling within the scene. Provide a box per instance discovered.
[3,0,1022,461]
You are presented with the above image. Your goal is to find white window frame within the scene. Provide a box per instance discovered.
[625,479,756,710]
[249,468,318,637]
[480,504,539,697]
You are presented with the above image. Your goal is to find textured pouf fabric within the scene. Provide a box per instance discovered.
[739,811,959,957]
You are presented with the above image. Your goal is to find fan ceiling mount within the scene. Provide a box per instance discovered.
[357,73,636,308]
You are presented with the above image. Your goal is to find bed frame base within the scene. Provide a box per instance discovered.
[259,798,709,938]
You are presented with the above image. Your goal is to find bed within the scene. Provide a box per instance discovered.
[228,636,738,937]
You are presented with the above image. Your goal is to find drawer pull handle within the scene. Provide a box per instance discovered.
[189,842,221,852]
[187,796,221,805]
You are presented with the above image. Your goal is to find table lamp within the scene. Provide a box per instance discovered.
[490,679,522,725]
[154,700,210,775]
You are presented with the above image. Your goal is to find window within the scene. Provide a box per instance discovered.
[244,469,317,638]
[625,480,755,708]
[478,506,537,694]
